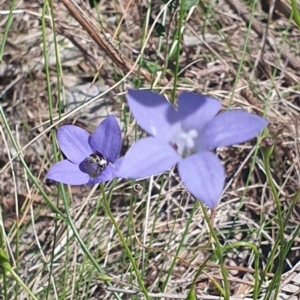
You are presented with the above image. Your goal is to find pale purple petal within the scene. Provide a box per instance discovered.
[57,125,93,164]
[47,160,89,185]
[178,151,225,209]
[126,89,177,140]
[199,111,268,149]
[117,137,180,178]
[90,115,121,162]
[113,156,124,173]
[178,93,221,131]
[87,157,123,185]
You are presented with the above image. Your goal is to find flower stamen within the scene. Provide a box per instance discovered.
[171,128,198,158]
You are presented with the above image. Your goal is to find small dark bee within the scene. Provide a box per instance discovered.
[87,152,108,177]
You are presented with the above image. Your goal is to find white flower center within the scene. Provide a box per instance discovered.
[171,127,198,157]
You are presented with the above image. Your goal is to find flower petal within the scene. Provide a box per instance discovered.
[200,111,268,149]
[178,151,225,209]
[113,156,124,172]
[57,125,93,164]
[47,160,89,185]
[90,115,122,162]
[178,93,221,131]
[117,137,180,178]
[126,89,177,139]
[87,157,123,185]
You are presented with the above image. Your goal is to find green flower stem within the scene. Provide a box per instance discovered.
[0,253,39,300]
[260,144,284,298]
[162,199,198,291]
[187,254,224,300]
[291,0,300,27]
[188,231,260,300]
[202,207,230,299]
[2,268,8,300]
[0,106,65,219]
[59,185,121,300]
[171,1,185,104]
[0,0,16,60]
[60,189,105,274]
[8,269,39,300]
[262,145,283,234]
[283,189,300,228]
[0,254,8,300]
[224,242,260,299]
[100,184,150,300]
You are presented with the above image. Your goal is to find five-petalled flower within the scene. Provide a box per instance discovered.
[47,115,123,185]
[117,89,268,209]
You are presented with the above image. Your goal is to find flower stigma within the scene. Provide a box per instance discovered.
[79,152,108,178]
[170,127,198,158]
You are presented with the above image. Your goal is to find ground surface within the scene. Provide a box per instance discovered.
[1,0,300,299]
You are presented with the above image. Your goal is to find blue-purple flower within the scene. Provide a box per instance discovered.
[47,115,123,185]
[117,89,268,209]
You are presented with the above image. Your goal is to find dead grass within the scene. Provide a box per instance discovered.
[1,0,300,299]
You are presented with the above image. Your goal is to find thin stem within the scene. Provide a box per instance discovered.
[171,1,185,104]
[291,0,300,27]
[59,184,121,300]
[2,267,8,300]
[188,254,224,298]
[260,145,285,299]
[263,150,283,232]
[202,207,230,299]
[0,0,17,61]
[162,198,198,291]
[100,184,150,300]
[224,242,260,299]
[0,105,65,219]
[8,269,39,300]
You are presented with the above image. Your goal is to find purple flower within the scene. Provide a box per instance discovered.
[47,115,123,185]
[117,89,268,209]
